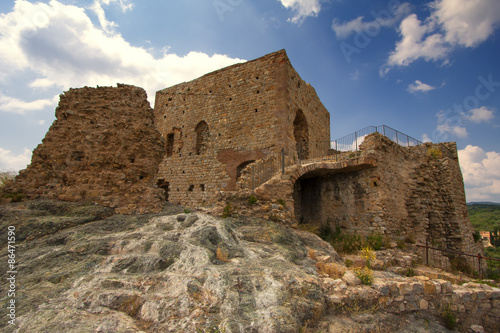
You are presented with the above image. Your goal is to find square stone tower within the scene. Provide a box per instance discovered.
[154,50,330,207]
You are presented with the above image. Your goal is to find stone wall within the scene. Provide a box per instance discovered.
[11,84,166,214]
[219,133,482,270]
[154,50,330,207]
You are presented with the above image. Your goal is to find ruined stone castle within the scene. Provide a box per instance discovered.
[9,50,482,262]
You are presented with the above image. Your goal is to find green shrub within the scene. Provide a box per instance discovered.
[222,203,233,218]
[404,267,416,277]
[333,233,366,253]
[248,195,258,205]
[428,147,443,159]
[472,231,482,243]
[277,199,286,207]
[183,208,192,214]
[367,232,384,250]
[344,259,353,268]
[440,304,457,330]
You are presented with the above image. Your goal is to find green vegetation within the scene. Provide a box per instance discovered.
[247,195,258,205]
[354,266,373,285]
[467,203,500,232]
[439,304,457,330]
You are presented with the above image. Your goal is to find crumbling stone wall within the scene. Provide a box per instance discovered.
[154,50,330,207]
[11,84,166,214]
[224,133,482,268]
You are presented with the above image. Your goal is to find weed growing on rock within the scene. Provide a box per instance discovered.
[248,195,258,205]
[222,203,233,218]
[359,246,376,268]
[439,304,457,330]
[354,267,373,285]
[428,147,443,159]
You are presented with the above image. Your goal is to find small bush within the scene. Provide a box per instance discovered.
[359,246,376,268]
[184,208,192,214]
[344,259,353,268]
[354,267,373,285]
[404,267,416,277]
[428,147,443,159]
[222,203,233,218]
[396,239,406,250]
[277,199,286,207]
[367,233,384,250]
[439,304,457,330]
[472,231,482,243]
[333,233,366,253]
[248,195,258,205]
[0,170,17,188]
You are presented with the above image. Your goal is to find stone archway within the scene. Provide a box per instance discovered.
[293,110,309,160]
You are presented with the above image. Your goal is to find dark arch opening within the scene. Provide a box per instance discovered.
[236,160,255,181]
[195,121,209,155]
[293,110,309,160]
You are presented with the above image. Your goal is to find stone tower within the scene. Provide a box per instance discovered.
[154,50,330,207]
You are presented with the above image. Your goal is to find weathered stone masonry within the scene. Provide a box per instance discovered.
[11,84,166,214]
[154,50,330,207]
[9,50,482,267]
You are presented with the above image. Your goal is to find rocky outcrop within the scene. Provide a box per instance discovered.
[10,84,166,214]
[1,200,498,332]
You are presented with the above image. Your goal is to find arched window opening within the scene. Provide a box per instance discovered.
[236,160,255,181]
[166,133,174,157]
[293,110,309,160]
[195,121,209,155]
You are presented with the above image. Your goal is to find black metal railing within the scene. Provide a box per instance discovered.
[417,240,500,278]
[297,125,423,163]
[241,125,423,189]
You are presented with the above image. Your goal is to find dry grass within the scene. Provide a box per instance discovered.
[216,247,231,263]
[316,262,345,279]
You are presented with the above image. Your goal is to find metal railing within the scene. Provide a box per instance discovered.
[241,125,423,189]
[297,125,423,162]
[417,240,500,278]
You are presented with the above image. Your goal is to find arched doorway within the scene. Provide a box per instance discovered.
[293,110,309,160]
[195,121,209,155]
[236,160,255,181]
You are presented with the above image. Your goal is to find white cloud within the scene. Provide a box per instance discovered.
[437,122,468,138]
[0,0,245,108]
[422,133,432,142]
[278,0,321,24]
[387,14,449,67]
[407,80,437,93]
[459,145,500,202]
[433,106,496,141]
[386,0,500,70]
[0,93,59,114]
[431,0,500,47]
[466,106,495,123]
[0,147,31,171]
[332,3,411,39]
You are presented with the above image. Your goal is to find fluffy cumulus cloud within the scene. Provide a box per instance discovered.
[277,0,321,24]
[0,0,245,170]
[0,0,245,107]
[387,0,500,69]
[407,80,437,94]
[0,147,31,171]
[459,145,500,202]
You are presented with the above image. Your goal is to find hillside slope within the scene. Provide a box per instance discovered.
[1,200,499,332]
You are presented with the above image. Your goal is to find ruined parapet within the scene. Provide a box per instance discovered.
[11,84,166,214]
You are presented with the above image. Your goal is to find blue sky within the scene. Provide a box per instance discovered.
[0,0,499,202]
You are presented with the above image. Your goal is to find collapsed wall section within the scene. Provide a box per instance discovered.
[11,84,166,214]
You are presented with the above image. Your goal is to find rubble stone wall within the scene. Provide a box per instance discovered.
[11,84,166,214]
[153,50,330,207]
